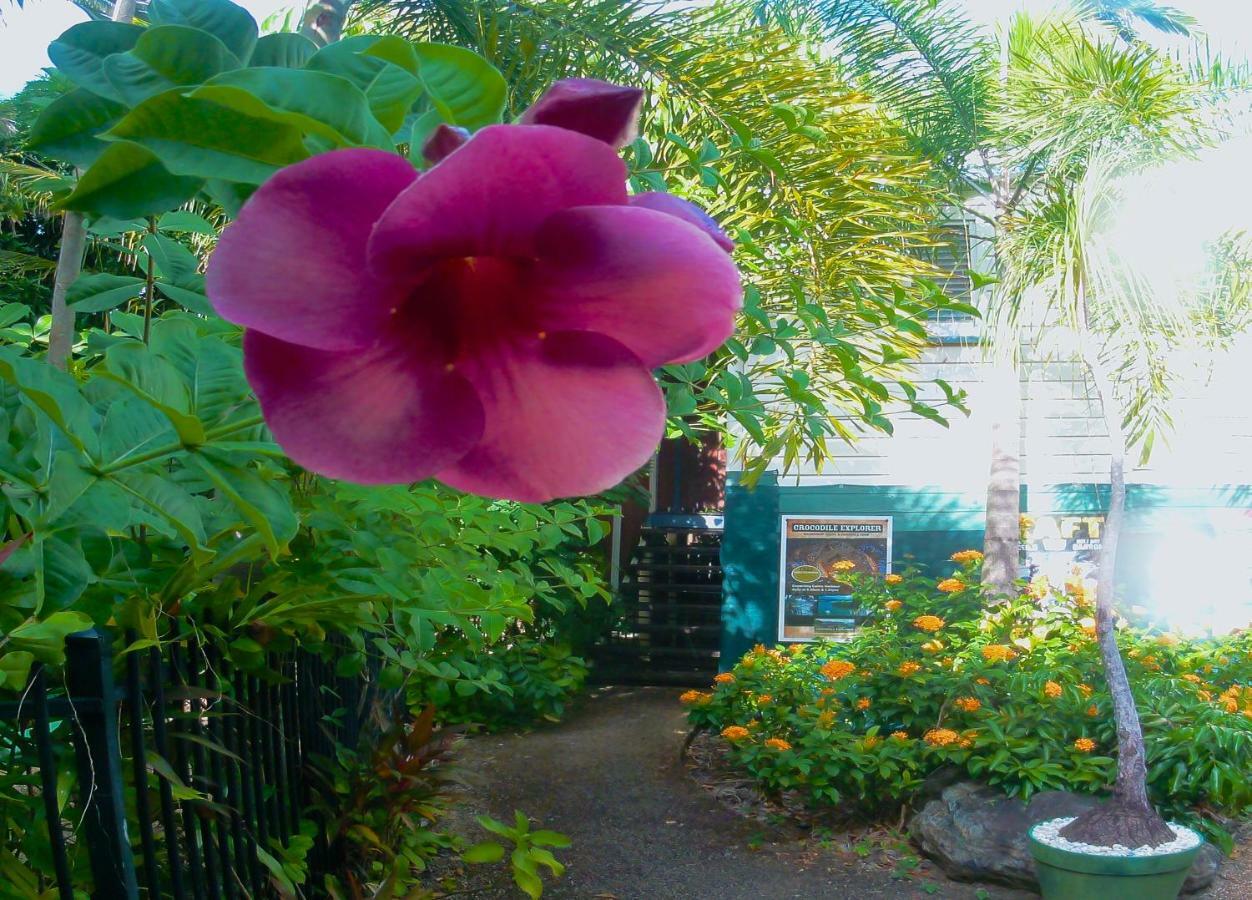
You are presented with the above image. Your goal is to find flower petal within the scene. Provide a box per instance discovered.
[630,192,735,253]
[208,148,417,352]
[368,125,628,282]
[243,328,484,485]
[436,331,664,502]
[422,123,469,164]
[519,78,644,149]
[533,205,742,366]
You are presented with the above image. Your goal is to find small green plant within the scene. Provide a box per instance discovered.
[463,811,570,899]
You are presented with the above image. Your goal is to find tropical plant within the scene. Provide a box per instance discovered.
[357,0,976,482]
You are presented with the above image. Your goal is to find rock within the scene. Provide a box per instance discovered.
[917,764,966,802]
[1182,842,1221,894]
[909,781,1223,892]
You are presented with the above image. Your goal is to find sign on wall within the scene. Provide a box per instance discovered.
[778,515,892,642]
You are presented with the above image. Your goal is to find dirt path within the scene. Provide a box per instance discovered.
[446,686,1031,899]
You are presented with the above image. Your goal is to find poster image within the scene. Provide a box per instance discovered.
[778,515,892,642]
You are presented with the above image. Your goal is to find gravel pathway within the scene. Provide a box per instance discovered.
[446,686,1029,898]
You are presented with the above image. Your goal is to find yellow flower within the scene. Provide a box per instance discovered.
[884,599,903,612]
[1020,514,1035,538]
[821,659,856,681]
[1026,575,1050,600]
[936,578,965,594]
[885,573,903,585]
[679,690,711,705]
[914,615,945,632]
[751,644,767,656]
[1044,681,1063,699]
[862,736,881,749]
[714,672,735,684]
[1086,704,1099,717]
[1074,737,1096,753]
[721,725,750,741]
[924,728,960,747]
[765,737,792,751]
[1078,683,1093,697]
[975,677,990,686]
[891,731,909,740]
[788,643,806,656]
[1181,673,1202,684]
[757,694,773,705]
[818,711,836,727]
[921,639,944,654]
[897,661,922,677]
[1224,699,1239,714]
[856,697,871,710]
[831,559,857,572]
[981,644,1016,663]
[954,697,981,713]
[950,550,984,564]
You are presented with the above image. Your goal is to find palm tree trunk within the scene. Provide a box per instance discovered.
[47,211,85,370]
[1059,326,1172,848]
[301,1,353,46]
[982,356,1021,596]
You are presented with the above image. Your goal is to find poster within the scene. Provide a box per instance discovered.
[778,515,892,642]
[1021,514,1104,592]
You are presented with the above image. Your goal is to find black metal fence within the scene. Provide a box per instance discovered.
[0,625,377,899]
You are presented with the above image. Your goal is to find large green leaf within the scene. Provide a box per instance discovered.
[149,319,248,425]
[414,43,507,129]
[8,611,94,663]
[104,90,309,184]
[307,37,425,133]
[193,453,296,558]
[0,351,98,457]
[26,89,127,169]
[157,211,217,235]
[192,67,374,147]
[112,472,210,562]
[66,273,145,314]
[47,20,145,102]
[142,233,199,287]
[59,141,203,219]
[250,32,317,68]
[103,25,239,107]
[101,342,205,445]
[148,0,258,65]
[97,395,177,467]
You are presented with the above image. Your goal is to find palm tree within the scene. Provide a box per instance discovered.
[355,0,972,483]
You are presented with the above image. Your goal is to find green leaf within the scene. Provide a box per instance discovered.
[59,141,203,219]
[66,273,145,314]
[112,472,210,561]
[529,830,571,849]
[27,89,127,169]
[249,32,318,68]
[149,0,258,65]
[193,453,296,558]
[8,612,93,664]
[101,341,205,445]
[414,43,507,129]
[104,90,309,184]
[462,842,506,864]
[191,67,374,146]
[149,319,248,425]
[155,282,214,316]
[157,211,216,235]
[307,38,424,133]
[0,652,35,691]
[47,20,145,102]
[142,233,199,287]
[33,537,94,612]
[103,25,238,107]
[0,351,97,456]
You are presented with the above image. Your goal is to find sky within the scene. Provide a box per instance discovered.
[2,0,1252,97]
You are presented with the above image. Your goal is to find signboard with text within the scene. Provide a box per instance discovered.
[778,515,892,642]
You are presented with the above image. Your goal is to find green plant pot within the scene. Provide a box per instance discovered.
[1028,824,1202,900]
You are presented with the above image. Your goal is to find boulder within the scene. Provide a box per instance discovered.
[910,781,1221,893]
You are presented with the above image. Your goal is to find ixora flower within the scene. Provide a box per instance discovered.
[913,614,945,632]
[207,81,741,503]
[935,577,965,594]
[721,725,750,741]
[950,549,983,564]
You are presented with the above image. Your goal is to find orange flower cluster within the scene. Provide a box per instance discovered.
[721,725,750,741]
[714,672,735,684]
[913,615,945,632]
[765,737,792,751]
[1086,704,1099,717]
[1074,737,1096,753]
[884,599,903,612]
[1078,683,1093,697]
[757,694,773,705]
[1156,633,1181,647]
[924,728,960,747]
[936,578,965,594]
[862,735,881,749]
[885,573,903,585]
[897,661,922,677]
[856,697,871,710]
[680,690,711,705]
[981,644,1016,663]
[950,550,984,564]
[891,731,909,740]
[954,697,981,712]
[1181,673,1203,684]
[921,639,944,654]
[821,659,856,681]
[1044,680,1063,699]
[1079,617,1097,636]
[975,677,990,686]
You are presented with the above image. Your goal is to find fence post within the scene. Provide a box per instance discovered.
[65,629,140,900]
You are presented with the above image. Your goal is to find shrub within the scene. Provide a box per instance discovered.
[686,555,1252,829]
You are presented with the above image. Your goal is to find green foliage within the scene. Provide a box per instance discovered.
[466,811,570,899]
[686,560,1252,826]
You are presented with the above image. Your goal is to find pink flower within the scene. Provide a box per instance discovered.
[207,115,740,502]
[520,78,644,149]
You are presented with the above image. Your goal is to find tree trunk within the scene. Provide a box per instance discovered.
[301,1,353,47]
[47,211,86,370]
[982,356,1021,597]
[1059,341,1173,848]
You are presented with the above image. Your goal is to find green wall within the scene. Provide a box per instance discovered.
[719,476,1252,668]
